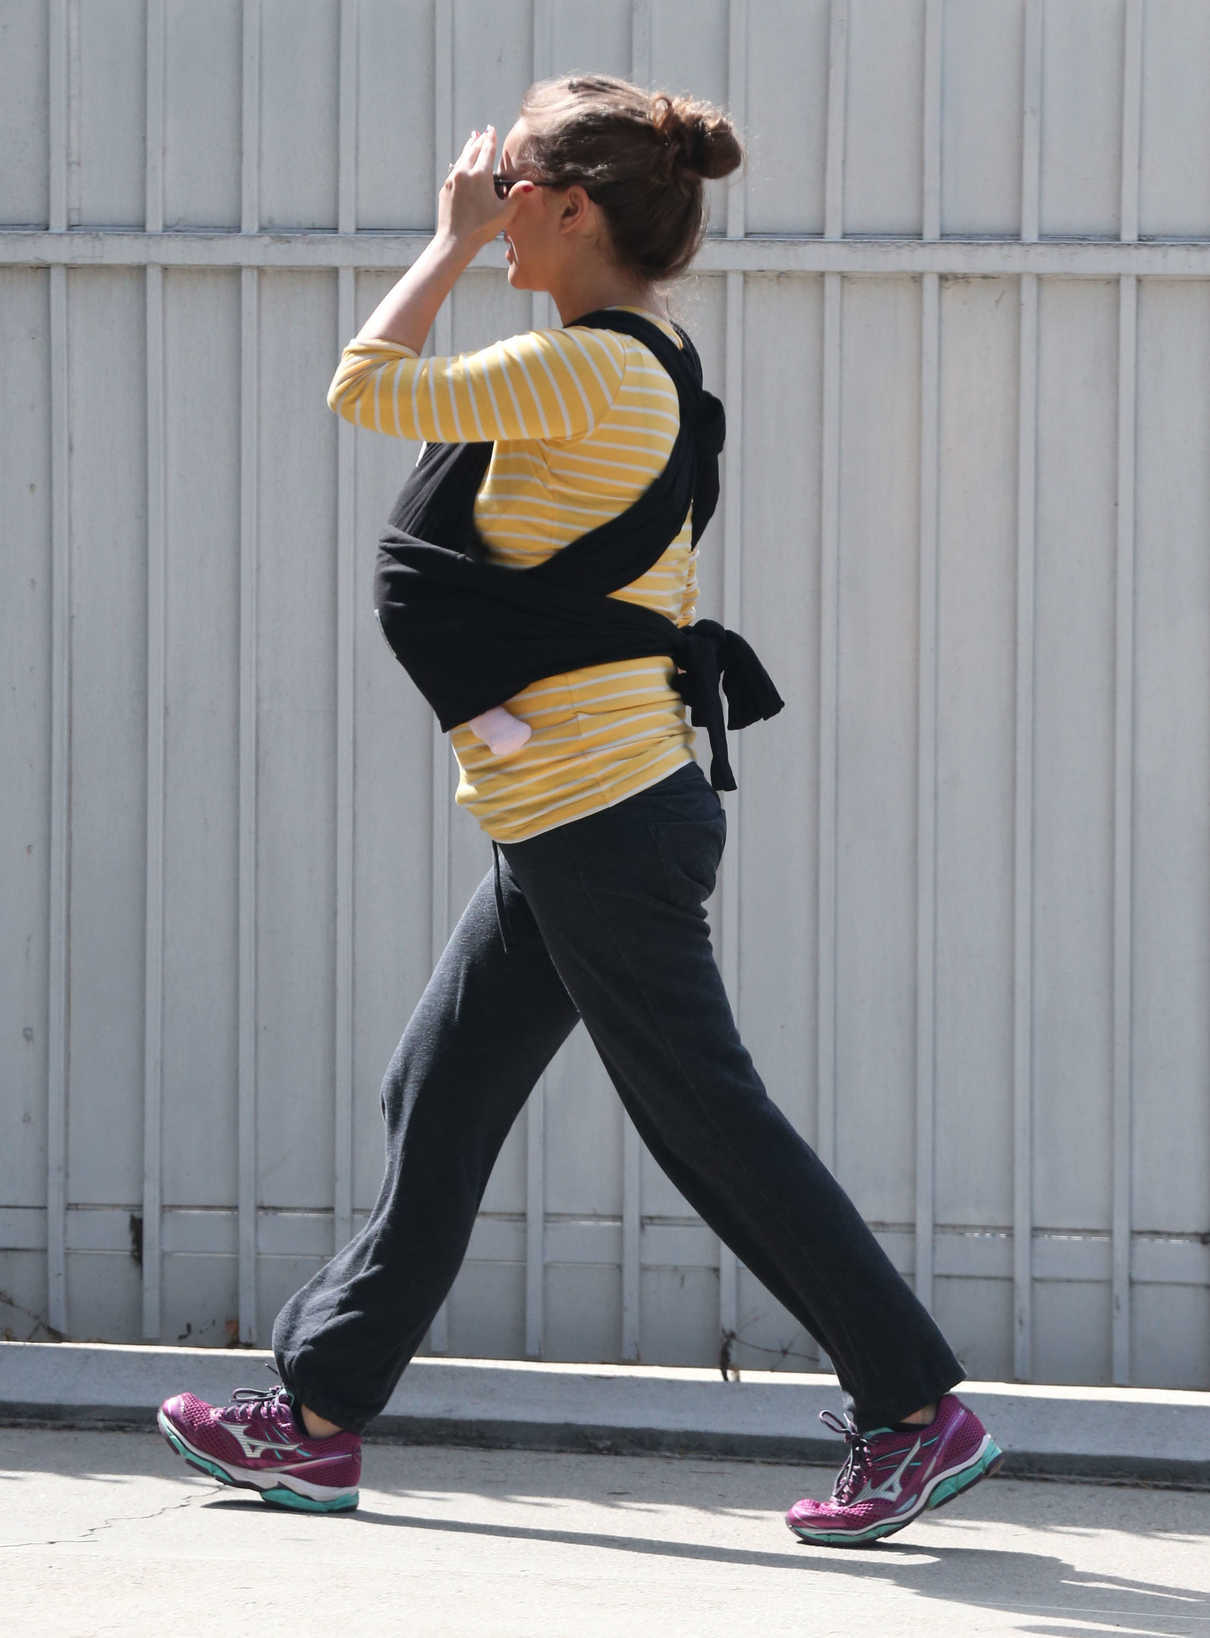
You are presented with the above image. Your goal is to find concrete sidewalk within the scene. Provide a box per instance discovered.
[2,1341,1209,1486]
[2,1427,1208,1638]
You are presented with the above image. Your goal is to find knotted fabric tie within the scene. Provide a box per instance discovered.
[673,618,786,793]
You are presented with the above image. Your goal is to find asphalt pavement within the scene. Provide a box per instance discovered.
[2,1425,1207,1638]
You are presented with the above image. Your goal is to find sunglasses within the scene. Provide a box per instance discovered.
[493,172,586,200]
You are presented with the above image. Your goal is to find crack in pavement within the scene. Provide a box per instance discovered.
[0,1484,205,1551]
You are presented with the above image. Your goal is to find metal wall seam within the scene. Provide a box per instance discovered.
[525,0,554,1363]
[921,0,942,242]
[241,0,261,239]
[48,0,68,233]
[620,0,652,1363]
[1120,0,1143,247]
[427,0,454,1356]
[1012,0,1044,1391]
[816,272,841,1182]
[46,337,72,1323]
[45,0,72,1340]
[914,269,940,1318]
[1111,0,1143,1385]
[816,0,848,1177]
[631,0,652,87]
[11,235,1210,278]
[1021,0,1043,245]
[1013,271,1039,1382]
[1112,272,1137,1386]
[333,0,360,1253]
[824,0,849,241]
[237,0,262,1343]
[716,0,748,1358]
[141,0,167,1342]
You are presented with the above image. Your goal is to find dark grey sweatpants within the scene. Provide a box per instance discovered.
[273,762,962,1433]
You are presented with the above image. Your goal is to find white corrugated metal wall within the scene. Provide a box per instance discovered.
[2,0,1208,1388]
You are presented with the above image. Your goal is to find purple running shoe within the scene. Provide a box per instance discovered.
[786,1393,1003,1547]
[157,1384,361,1512]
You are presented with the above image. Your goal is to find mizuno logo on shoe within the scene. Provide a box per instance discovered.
[220,1419,302,1461]
[852,1436,923,1503]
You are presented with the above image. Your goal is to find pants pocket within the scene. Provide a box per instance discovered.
[647,812,727,910]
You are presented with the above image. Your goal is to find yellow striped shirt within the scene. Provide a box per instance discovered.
[327,311,699,842]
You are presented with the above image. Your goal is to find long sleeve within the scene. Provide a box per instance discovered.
[327,326,628,444]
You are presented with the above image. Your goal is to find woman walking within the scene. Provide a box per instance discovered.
[158,74,1002,1547]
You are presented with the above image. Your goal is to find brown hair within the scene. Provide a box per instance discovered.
[518,74,743,282]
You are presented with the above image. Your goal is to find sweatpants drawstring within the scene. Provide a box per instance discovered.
[491,841,512,954]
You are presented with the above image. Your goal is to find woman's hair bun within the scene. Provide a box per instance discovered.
[651,93,743,181]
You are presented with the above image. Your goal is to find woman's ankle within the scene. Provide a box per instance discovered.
[901,1402,938,1426]
[299,1402,344,1439]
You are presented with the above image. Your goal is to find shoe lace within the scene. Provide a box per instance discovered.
[818,1409,873,1505]
[227,1385,288,1423]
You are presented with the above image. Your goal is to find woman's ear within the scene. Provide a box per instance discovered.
[558,184,594,234]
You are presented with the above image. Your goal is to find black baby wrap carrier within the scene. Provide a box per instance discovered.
[372,308,783,792]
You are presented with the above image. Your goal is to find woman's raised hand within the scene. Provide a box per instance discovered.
[437,126,532,249]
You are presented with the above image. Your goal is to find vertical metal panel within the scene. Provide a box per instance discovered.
[258,0,340,231]
[1119,0,1142,246]
[816,272,842,1179]
[1033,280,1117,1260]
[0,1,50,227]
[843,0,924,236]
[47,258,71,1339]
[141,0,167,1342]
[631,0,651,82]
[76,0,145,228]
[1039,0,1126,239]
[940,0,1024,237]
[45,0,71,1343]
[1111,0,1142,1388]
[1013,271,1038,1380]
[1138,0,1210,240]
[744,0,829,236]
[0,271,53,1228]
[921,0,941,242]
[823,0,848,241]
[914,269,940,1315]
[1131,278,1210,1366]
[735,271,823,1367]
[914,0,943,1314]
[241,0,261,235]
[934,274,1018,1378]
[834,276,920,1219]
[1013,0,1042,1383]
[160,268,242,1230]
[1021,0,1042,244]
[48,0,69,235]
[1111,273,1137,1385]
[237,0,262,1343]
[815,0,849,1185]
[333,0,359,1254]
[163,0,243,230]
[355,1,436,230]
[255,264,339,1218]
